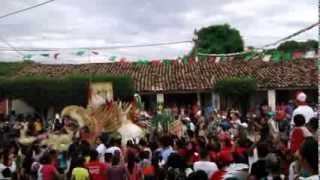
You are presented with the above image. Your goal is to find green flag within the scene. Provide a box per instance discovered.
[244,52,254,61]
[182,56,188,64]
[76,50,86,56]
[271,51,282,63]
[23,54,33,60]
[109,56,116,61]
[283,52,292,61]
[136,59,147,65]
[163,59,172,65]
[40,53,50,57]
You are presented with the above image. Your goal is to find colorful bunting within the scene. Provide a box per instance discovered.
[13,49,318,64]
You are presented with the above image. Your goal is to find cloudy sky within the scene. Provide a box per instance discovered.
[0,0,318,63]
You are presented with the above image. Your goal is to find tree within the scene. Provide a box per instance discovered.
[277,40,318,52]
[191,24,244,55]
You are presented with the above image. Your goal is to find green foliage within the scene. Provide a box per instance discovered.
[0,61,32,76]
[0,75,135,110]
[191,24,244,55]
[277,40,318,52]
[214,77,257,98]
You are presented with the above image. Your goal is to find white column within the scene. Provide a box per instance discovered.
[211,92,220,110]
[268,90,276,112]
[156,93,164,104]
[197,93,201,107]
[5,99,9,115]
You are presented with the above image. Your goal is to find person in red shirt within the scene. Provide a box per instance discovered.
[290,114,312,154]
[39,152,60,180]
[86,149,107,180]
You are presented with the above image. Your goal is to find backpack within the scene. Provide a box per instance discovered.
[2,167,11,178]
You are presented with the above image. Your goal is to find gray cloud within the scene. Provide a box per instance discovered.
[0,0,317,63]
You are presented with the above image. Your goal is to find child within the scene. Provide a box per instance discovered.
[71,156,89,180]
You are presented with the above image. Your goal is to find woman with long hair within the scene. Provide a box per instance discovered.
[126,151,143,180]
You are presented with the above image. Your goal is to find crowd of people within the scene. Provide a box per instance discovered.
[0,92,318,180]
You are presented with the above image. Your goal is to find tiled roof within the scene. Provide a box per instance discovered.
[16,58,317,93]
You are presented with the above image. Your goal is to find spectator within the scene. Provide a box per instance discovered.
[106,150,129,180]
[86,149,107,180]
[188,170,208,180]
[38,151,60,180]
[291,92,314,126]
[71,156,90,180]
[306,117,318,140]
[0,149,16,180]
[126,151,143,180]
[298,137,318,179]
[265,153,284,180]
[290,114,312,154]
[250,142,268,179]
[194,148,218,178]
[159,135,175,163]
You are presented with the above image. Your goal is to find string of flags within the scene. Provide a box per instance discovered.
[21,48,318,64]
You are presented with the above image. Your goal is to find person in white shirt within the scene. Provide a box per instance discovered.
[193,149,218,178]
[0,152,16,180]
[291,92,315,127]
[267,112,279,143]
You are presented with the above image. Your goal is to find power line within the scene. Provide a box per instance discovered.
[0,40,193,52]
[0,36,24,56]
[0,0,55,20]
[261,21,320,49]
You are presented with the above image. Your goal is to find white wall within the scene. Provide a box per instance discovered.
[11,99,35,115]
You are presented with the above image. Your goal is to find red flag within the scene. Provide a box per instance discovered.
[119,57,127,62]
[208,56,216,63]
[188,57,194,64]
[151,60,161,66]
[292,51,303,59]
[54,53,60,60]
